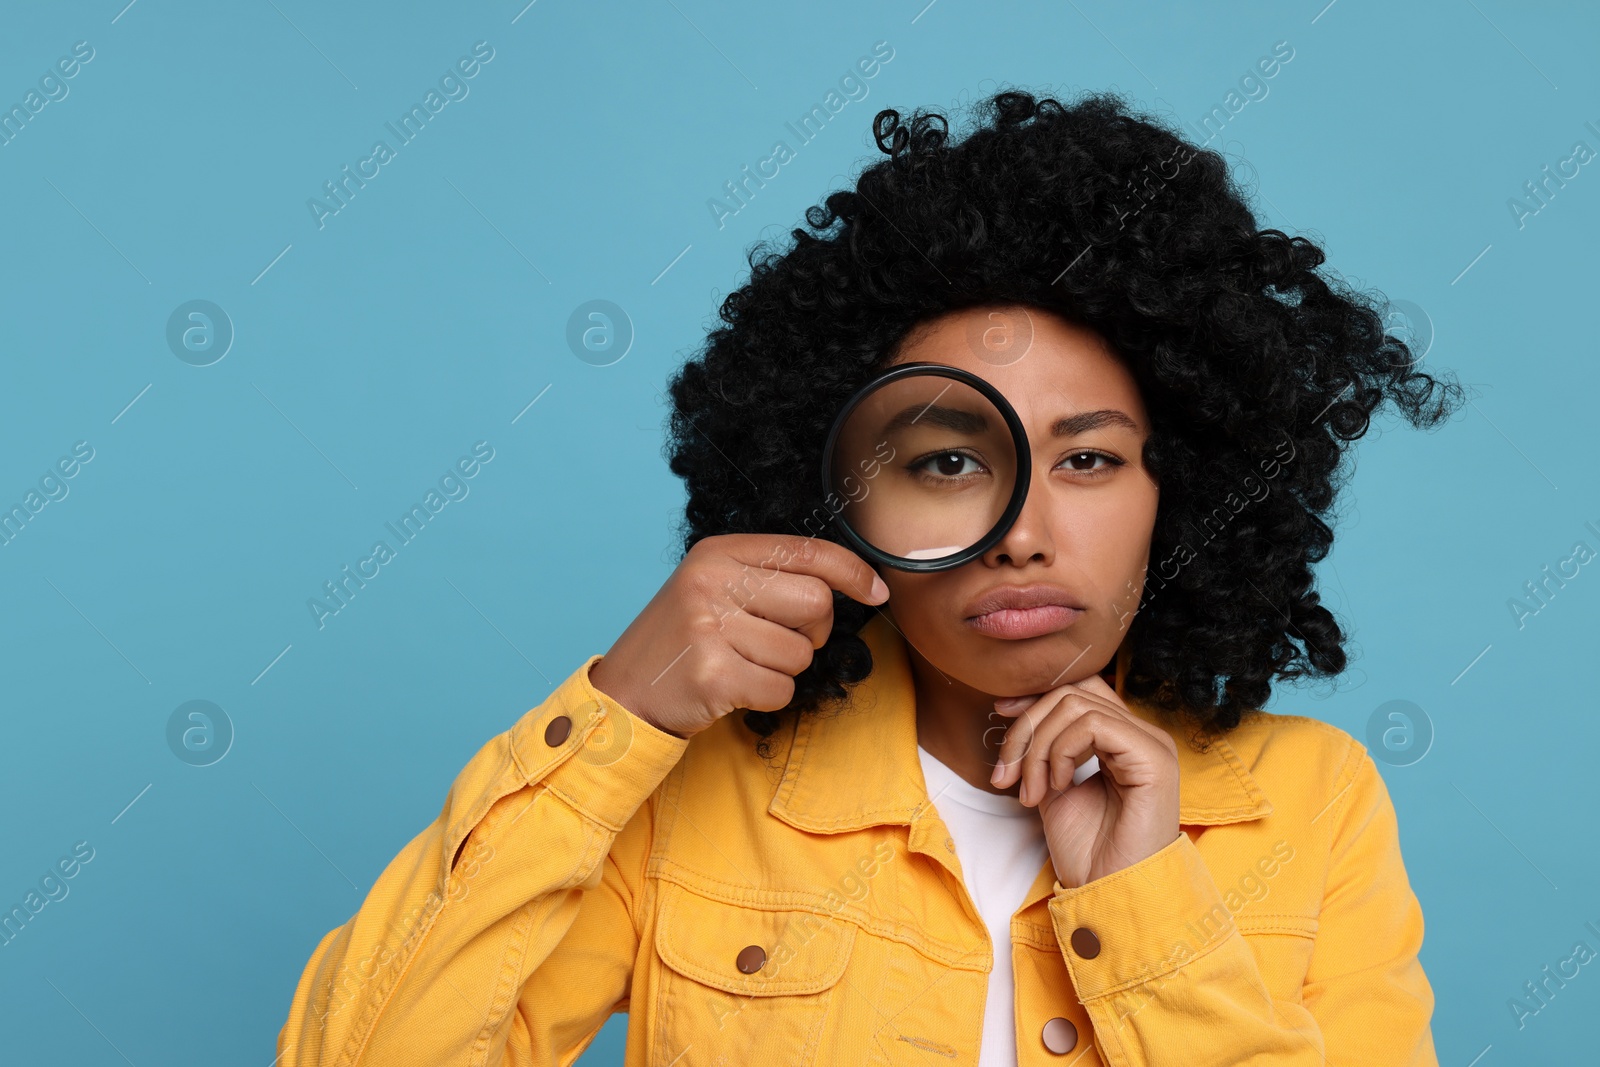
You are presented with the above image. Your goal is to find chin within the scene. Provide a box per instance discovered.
[944,630,1104,695]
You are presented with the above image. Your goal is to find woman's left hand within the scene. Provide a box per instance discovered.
[989,672,1181,889]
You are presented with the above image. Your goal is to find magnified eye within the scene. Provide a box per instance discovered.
[909,450,989,482]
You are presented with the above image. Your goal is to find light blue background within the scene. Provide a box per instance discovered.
[0,1,1594,1063]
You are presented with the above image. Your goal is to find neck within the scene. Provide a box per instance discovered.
[906,641,1022,798]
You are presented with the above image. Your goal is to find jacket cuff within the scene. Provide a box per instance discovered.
[1047,830,1235,1002]
[508,653,689,832]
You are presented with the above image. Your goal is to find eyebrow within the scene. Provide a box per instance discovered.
[884,402,989,434]
[881,403,1140,437]
[1052,409,1141,437]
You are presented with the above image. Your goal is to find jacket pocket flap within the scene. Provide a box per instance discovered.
[1235,913,1319,938]
[655,882,856,996]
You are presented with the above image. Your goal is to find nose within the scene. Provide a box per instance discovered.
[980,459,1055,567]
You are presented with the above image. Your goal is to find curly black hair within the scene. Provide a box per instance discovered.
[663,88,1465,747]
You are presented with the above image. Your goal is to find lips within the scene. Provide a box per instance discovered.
[963,584,1086,640]
[963,583,1086,618]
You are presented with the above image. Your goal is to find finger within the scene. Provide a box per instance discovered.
[1000,675,1139,736]
[1024,703,1108,808]
[1044,711,1164,793]
[992,690,1076,795]
[1067,672,1171,745]
[720,609,817,678]
[999,697,1143,806]
[706,626,803,714]
[1070,670,1127,709]
[1019,707,1063,807]
[1044,721,1107,795]
[717,569,836,648]
[725,534,888,607]
[726,658,800,713]
[991,685,1095,787]
[985,697,1049,790]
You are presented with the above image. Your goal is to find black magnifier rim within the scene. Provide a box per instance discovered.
[819,361,1032,574]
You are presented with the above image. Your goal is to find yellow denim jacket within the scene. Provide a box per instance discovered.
[277,613,1438,1066]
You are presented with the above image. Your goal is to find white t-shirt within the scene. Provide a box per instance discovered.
[916,744,1051,1067]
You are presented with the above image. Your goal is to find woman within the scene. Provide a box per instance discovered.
[278,90,1462,1066]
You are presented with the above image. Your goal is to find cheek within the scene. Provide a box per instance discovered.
[1071,491,1156,563]
[881,573,974,662]
[879,574,943,630]
[1127,495,1160,571]
[1059,499,1158,619]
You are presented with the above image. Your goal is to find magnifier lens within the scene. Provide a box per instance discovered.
[827,373,1019,566]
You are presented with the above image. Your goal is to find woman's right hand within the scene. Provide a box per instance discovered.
[587,534,890,740]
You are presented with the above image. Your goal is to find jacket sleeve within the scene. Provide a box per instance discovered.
[275,654,688,1067]
[1045,738,1438,1066]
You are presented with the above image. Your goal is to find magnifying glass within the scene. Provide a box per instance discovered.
[819,362,1032,572]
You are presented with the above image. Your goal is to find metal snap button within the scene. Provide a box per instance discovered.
[736,944,766,974]
[544,715,573,746]
[1042,1017,1078,1054]
[1070,927,1101,959]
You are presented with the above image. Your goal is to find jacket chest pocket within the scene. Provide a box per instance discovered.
[650,882,856,1067]
[1236,913,1319,1003]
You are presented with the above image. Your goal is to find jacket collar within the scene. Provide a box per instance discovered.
[768,612,1273,833]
